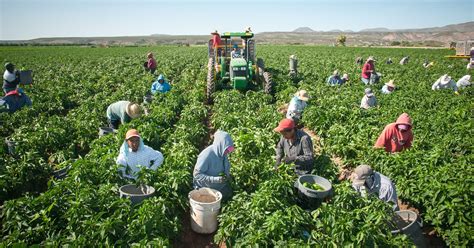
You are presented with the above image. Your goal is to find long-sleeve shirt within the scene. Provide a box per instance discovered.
[0,90,32,113]
[286,96,307,120]
[456,76,471,89]
[193,130,234,199]
[147,58,157,70]
[327,75,344,86]
[374,114,413,153]
[275,129,314,174]
[360,95,377,109]
[432,78,458,91]
[106,101,131,123]
[212,34,222,48]
[353,172,399,211]
[361,62,374,79]
[381,85,393,94]
[116,140,164,180]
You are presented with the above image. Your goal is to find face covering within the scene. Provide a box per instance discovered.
[223,146,235,155]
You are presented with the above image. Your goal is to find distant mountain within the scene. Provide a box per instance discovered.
[293,27,315,33]
[359,27,391,32]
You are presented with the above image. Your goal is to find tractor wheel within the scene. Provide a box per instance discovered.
[257,58,265,76]
[263,72,274,95]
[206,58,215,104]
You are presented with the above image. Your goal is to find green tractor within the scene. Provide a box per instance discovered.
[206,31,274,103]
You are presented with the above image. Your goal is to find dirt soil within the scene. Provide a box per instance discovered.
[174,211,226,248]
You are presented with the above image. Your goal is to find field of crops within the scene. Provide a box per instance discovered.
[0,45,472,247]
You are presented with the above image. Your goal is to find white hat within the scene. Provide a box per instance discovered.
[294,90,310,101]
[440,74,451,85]
[367,56,375,62]
[211,30,219,34]
[245,26,252,32]
[385,80,396,88]
[333,70,339,76]
[342,73,349,80]
[126,103,142,119]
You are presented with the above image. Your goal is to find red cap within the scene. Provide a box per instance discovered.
[274,118,295,132]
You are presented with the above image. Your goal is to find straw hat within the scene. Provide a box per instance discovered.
[147,52,153,58]
[126,103,142,119]
[440,74,451,85]
[333,70,339,76]
[342,73,349,80]
[294,90,310,101]
[211,30,219,34]
[367,56,375,62]
[245,26,252,32]
[385,80,396,88]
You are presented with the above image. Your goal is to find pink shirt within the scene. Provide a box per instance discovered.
[361,62,374,79]
[147,58,157,69]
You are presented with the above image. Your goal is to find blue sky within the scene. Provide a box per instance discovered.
[0,0,472,40]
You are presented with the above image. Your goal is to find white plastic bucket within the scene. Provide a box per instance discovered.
[188,187,222,234]
[119,184,155,204]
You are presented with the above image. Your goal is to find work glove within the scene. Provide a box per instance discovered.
[283,156,296,164]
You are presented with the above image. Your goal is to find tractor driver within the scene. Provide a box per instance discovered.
[231,44,241,58]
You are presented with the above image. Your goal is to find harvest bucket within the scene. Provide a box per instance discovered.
[119,184,155,204]
[189,187,222,234]
[391,210,426,247]
[295,174,333,209]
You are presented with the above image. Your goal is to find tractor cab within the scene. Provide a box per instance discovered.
[206,31,272,103]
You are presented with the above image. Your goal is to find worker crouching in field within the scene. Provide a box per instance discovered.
[116,129,164,180]
[381,80,396,94]
[399,56,409,65]
[106,101,142,129]
[274,118,314,175]
[151,74,171,94]
[3,63,21,94]
[374,113,413,153]
[361,57,380,85]
[350,164,399,211]
[0,89,32,113]
[144,53,157,74]
[432,74,459,95]
[360,88,377,109]
[286,90,310,124]
[193,130,235,201]
[456,75,471,90]
[327,70,349,86]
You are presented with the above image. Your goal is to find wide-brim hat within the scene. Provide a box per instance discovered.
[440,74,451,85]
[353,165,373,184]
[385,80,396,88]
[333,70,339,76]
[126,103,142,119]
[367,56,375,62]
[211,30,219,34]
[294,90,310,101]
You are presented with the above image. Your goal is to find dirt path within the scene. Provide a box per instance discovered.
[174,105,225,248]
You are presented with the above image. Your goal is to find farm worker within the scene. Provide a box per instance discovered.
[193,130,235,200]
[231,44,241,58]
[350,164,399,211]
[151,74,171,94]
[422,59,434,68]
[3,62,20,94]
[0,89,32,113]
[456,75,471,90]
[386,58,393,65]
[360,88,377,109]
[327,70,349,86]
[361,57,379,85]
[116,129,164,180]
[106,101,142,129]
[467,47,474,69]
[245,26,252,33]
[286,90,310,123]
[144,53,157,74]
[374,113,413,153]
[431,74,458,94]
[274,118,314,175]
[399,56,409,65]
[381,80,396,94]
[211,30,222,49]
[356,57,363,65]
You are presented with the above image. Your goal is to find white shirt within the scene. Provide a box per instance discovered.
[360,95,377,109]
[116,145,164,179]
[432,78,458,91]
[286,96,307,119]
[3,70,15,82]
[456,76,471,89]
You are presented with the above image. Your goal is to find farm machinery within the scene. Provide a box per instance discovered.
[206,31,274,103]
